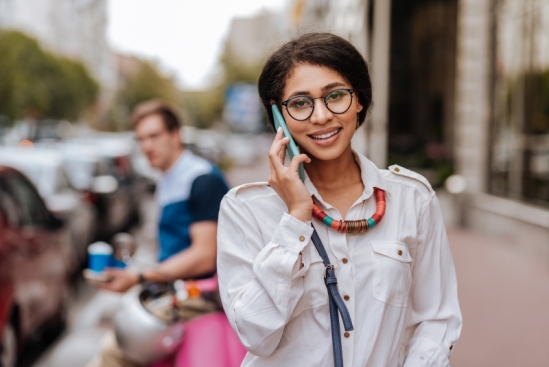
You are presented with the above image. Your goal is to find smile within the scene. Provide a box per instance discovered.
[310,128,341,140]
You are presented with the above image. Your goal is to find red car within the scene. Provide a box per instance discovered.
[0,166,75,367]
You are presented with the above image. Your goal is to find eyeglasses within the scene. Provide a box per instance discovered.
[281,88,355,121]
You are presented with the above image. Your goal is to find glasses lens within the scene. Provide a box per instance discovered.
[286,96,314,120]
[325,89,352,114]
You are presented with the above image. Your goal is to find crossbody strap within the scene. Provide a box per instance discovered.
[310,226,354,367]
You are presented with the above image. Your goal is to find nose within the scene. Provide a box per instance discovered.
[309,100,333,125]
[140,138,154,154]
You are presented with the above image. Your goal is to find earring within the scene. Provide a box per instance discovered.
[356,113,360,130]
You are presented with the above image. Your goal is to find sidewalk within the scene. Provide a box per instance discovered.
[447,228,549,367]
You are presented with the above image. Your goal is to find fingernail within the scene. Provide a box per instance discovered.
[277,127,282,133]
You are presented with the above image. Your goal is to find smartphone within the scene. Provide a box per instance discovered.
[271,104,305,181]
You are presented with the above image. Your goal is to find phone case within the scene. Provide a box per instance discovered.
[272,105,306,181]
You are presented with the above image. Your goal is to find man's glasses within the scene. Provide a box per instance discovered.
[281,88,355,121]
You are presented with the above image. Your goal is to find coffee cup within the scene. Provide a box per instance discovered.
[88,241,113,273]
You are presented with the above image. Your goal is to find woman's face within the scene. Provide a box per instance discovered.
[281,63,363,162]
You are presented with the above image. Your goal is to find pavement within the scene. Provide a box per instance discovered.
[29,154,549,367]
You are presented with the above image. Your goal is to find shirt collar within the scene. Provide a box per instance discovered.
[303,150,390,209]
[162,149,192,180]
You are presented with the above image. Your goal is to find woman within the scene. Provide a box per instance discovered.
[217,33,461,367]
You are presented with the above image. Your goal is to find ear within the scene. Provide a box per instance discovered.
[355,97,364,113]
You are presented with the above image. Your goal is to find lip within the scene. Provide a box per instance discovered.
[308,127,342,147]
[308,126,341,136]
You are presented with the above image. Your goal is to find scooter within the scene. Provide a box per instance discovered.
[108,233,247,367]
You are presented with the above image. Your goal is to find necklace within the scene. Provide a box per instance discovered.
[312,188,386,234]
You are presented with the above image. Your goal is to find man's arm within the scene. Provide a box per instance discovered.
[142,220,217,281]
[96,221,217,292]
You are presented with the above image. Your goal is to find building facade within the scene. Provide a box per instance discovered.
[290,0,549,254]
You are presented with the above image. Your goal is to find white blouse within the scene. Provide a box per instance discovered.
[217,152,462,367]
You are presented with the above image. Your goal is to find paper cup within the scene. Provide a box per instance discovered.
[88,241,113,273]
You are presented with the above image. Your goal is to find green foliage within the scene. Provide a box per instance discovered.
[0,30,99,122]
[116,61,180,112]
[181,89,224,129]
[110,59,181,130]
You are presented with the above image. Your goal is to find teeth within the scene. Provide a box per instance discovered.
[311,128,340,140]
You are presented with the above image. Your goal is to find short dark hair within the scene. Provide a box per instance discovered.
[258,33,372,129]
[130,99,181,131]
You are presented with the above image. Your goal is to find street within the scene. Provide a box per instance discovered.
[29,156,549,367]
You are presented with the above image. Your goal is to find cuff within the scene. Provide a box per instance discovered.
[403,337,451,367]
[271,212,314,252]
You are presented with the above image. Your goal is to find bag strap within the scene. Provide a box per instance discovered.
[310,226,354,367]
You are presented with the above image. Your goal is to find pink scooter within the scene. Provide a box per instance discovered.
[150,311,246,367]
[110,234,247,367]
[149,276,246,367]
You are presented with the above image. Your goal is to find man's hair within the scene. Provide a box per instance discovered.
[258,33,372,129]
[130,99,181,131]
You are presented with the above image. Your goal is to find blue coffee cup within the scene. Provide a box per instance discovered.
[88,241,113,273]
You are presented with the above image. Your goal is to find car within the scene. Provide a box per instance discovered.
[0,147,96,266]
[63,136,142,239]
[0,166,75,367]
[3,119,73,145]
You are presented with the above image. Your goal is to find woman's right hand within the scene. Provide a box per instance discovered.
[268,128,313,223]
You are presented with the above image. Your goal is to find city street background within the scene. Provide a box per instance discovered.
[1,0,548,367]
[26,154,549,367]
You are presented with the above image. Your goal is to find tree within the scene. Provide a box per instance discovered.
[109,58,181,130]
[0,30,99,122]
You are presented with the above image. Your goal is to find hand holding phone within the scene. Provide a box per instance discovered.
[269,104,312,222]
[271,104,306,181]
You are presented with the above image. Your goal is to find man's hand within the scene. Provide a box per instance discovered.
[94,269,139,293]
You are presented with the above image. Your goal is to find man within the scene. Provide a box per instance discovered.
[87,100,229,367]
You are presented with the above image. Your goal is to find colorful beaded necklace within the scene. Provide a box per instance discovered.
[312,187,386,234]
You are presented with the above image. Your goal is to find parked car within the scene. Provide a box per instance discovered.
[0,147,96,266]
[62,137,141,239]
[0,166,75,367]
[3,119,73,145]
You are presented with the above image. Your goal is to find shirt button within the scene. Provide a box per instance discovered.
[299,236,305,242]
[394,167,400,172]
[397,250,403,256]
[344,332,350,338]
[344,295,350,301]
[342,258,348,264]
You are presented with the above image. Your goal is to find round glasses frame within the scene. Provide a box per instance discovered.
[280,88,355,121]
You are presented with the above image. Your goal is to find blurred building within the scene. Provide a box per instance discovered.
[224,10,288,66]
[289,0,549,253]
[222,10,290,133]
[0,0,116,100]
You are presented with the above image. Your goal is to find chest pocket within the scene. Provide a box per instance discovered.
[371,241,412,307]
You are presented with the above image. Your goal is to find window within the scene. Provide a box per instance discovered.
[0,184,21,227]
[1,171,51,227]
[490,0,549,207]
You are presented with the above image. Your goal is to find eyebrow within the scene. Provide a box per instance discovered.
[287,82,348,99]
